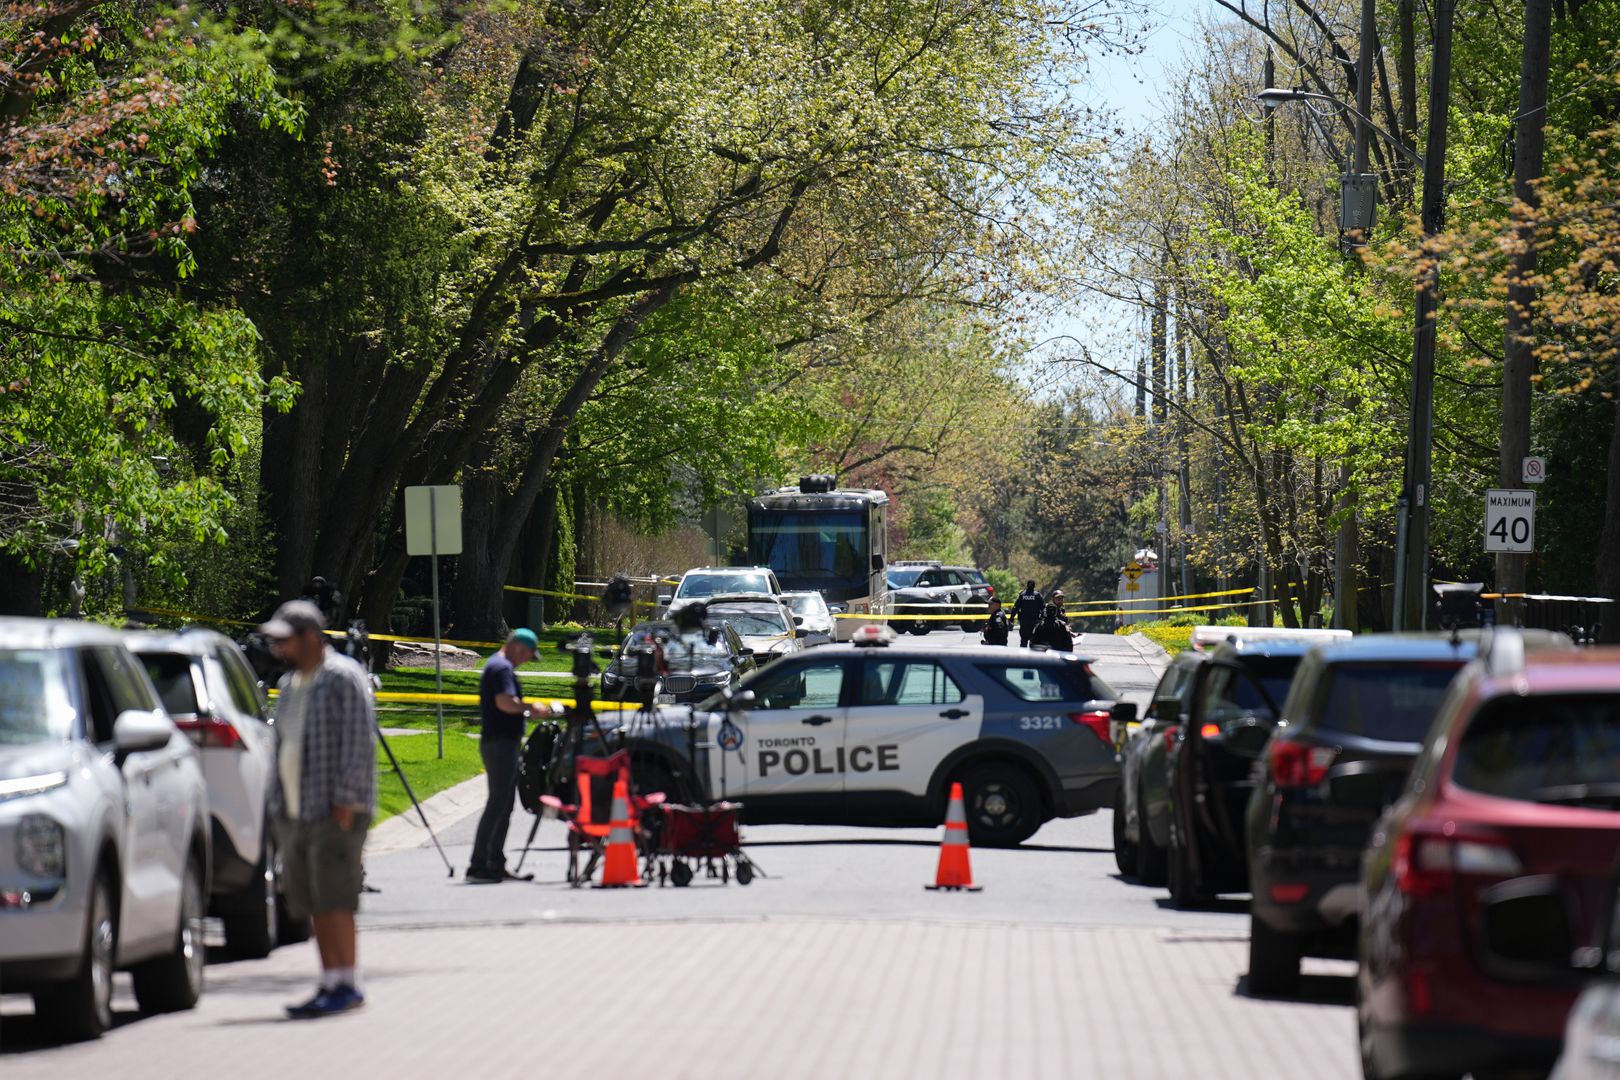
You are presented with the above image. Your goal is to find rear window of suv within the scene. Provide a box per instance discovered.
[1315,661,1464,742]
[140,653,201,716]
[978,662,1117,703]
[1453,694,1620,807]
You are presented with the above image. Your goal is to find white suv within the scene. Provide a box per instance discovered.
[663,566,783,607]
[127,629,297,959]
[0,619,210,1040]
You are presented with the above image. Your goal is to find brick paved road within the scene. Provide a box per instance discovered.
[0,920,1357,1078]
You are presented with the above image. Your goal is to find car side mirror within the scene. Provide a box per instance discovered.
[739,647,755,657]
[793,615,805,626]
[724,689,757,711]
[1111,702,1138,724]
[114,709,174,758]
[657,594,673,606]
[871,554,885,571]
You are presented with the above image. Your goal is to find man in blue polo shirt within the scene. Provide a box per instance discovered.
[467,628,539,882]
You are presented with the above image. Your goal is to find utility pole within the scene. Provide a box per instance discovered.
[1498,0,1552,625]
[1396,0,1456,631]
[1333,0,1377,632]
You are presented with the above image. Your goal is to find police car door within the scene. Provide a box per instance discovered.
[729,655,851,816]
[845,658,982,810]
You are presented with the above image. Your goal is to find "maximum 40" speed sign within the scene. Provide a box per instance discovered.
[1484,489,1536,554]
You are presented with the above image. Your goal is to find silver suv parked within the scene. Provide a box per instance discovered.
[0,619,210,1040]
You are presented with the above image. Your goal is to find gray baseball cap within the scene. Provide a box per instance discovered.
[259,599,326,640]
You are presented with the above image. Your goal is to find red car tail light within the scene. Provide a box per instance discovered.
[1070,710,1113,747]
[1270,882,1309,903]
[1393,826,1522,898]
[1267,740,1336,788]
[173,713,243,750]
[1200,723,1220,739]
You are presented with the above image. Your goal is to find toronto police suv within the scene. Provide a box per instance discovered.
[599,628,1135,846]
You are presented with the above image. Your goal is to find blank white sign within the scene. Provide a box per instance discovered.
[404,485,462,556]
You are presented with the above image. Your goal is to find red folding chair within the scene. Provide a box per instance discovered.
[539,750,665,886]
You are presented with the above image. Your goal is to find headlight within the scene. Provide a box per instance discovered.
[0,771,67,802]
[695,673,731,686]
[17,815,66,879]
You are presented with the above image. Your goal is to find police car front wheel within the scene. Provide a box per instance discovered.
[960,763,1043,848]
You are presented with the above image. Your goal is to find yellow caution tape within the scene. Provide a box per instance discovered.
[502,583,659,609]
[1072,584,1259,606]
[271,688,635,711]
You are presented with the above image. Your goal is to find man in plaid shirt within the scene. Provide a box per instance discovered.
[261,599,377,1019]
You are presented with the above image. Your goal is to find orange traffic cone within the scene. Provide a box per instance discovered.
[925,782,982,892]
[595,776,647,889]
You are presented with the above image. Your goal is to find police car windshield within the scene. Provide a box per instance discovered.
[0,649,75,745]
[887,569,925,588]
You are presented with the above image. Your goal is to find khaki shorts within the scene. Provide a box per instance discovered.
[276,814,370,918]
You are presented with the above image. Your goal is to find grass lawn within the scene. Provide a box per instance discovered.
[374,725,486,823]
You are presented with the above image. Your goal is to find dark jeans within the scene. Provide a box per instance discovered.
[1018,623,1036,648]
[470,735,522,874]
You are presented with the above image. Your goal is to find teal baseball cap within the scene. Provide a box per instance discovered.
[511,628,539,650]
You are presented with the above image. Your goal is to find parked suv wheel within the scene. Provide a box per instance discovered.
[1246,914,1302,997]
[1111,787,1137,874]
[1133,781,1168,886]
[36,872,116,1041]
[132,856,205,1013]
[224,829,279,960]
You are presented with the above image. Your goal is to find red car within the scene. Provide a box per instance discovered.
[1359,634,1620,1080]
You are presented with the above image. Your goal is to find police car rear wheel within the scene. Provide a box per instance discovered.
[960,764,1041,848]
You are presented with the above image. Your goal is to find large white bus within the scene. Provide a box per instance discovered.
[747,477,889,641]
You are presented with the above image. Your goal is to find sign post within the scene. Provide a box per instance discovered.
[405,485,463,759]
[1483,489,1535,555]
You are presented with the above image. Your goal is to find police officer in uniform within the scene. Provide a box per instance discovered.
[1011,580,1044,648]
[981,597,1011,646]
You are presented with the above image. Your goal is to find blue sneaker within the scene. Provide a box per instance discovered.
[288,985,366,1019]
[285,988,327,1019]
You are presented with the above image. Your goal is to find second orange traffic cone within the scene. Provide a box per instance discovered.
[595,776,647,888]
[925,782,982,891]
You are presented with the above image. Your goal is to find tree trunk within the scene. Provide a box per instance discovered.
[1595,400,1620,643]
[261,348,327,605]
[446,446,506,640]
[1497,0,1552,619]
[0,553,43,616]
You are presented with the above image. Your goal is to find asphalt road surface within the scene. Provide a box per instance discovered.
[0,630,1361,1078]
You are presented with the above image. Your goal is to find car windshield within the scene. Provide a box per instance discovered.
[710,609,789,637]
[977,662,1116,703]
[787,594,828,617]
[677,572,771,598]
[887,569,925,588]
[1453,693,1620,808]
[139,653,201,716]
[748,509,868,586]
[0,649,76,745]
[620,626,729,664]
[1316,661,1464,742]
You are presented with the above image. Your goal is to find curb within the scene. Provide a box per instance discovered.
[1121,631,1171,668]
[368,772,491,856]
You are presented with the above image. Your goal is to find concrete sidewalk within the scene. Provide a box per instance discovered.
[0,920,1358,1078]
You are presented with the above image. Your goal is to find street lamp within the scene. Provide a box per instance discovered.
[1256,88,1424,169]
[1253,0,1456,633]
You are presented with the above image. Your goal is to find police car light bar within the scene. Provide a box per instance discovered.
[1188,626,1353,651]
[850,625,895,647]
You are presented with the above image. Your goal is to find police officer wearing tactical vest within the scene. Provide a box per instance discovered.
[1011,580,1044,648]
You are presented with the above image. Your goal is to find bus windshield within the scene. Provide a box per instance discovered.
[748,509,868,591]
